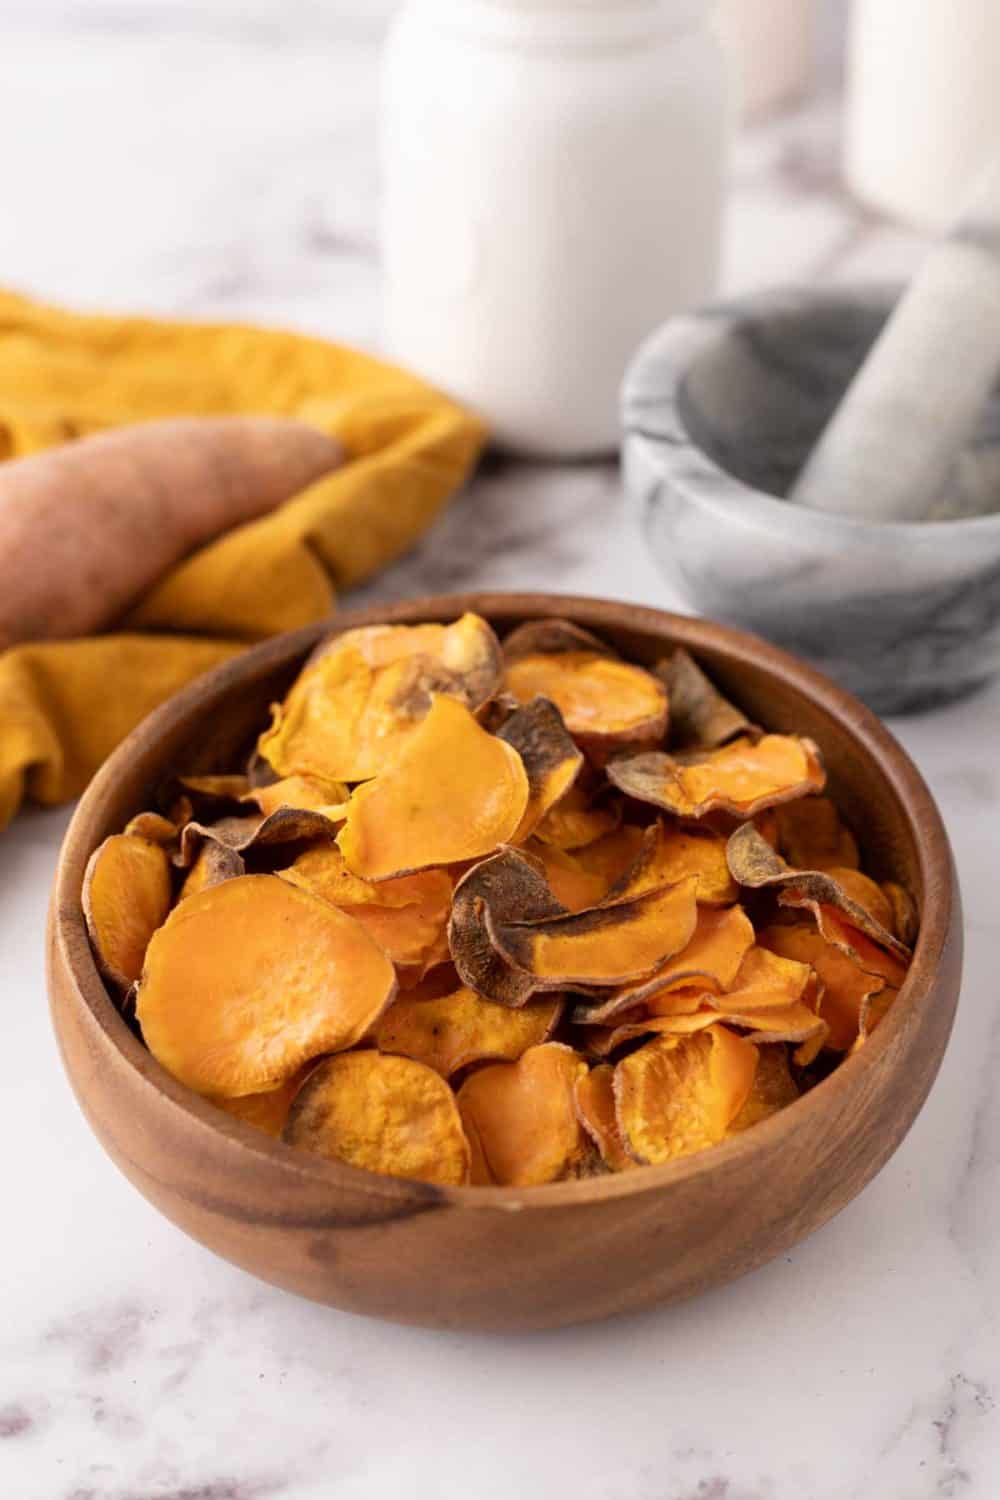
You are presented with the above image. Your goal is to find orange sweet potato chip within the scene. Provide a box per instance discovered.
[214,1068,311,1138]
[503,620,668,755]
[283,1051,470,1186]
[614,1027,758,1164]
[758,922,888,1051]
[588,990,827,1064]
[574,905,756,1025]
[608,734,826,820]
[456,1042,590,1186]
[280,846,452,968]
[242,773,348,819]
[373,986,562,1078]
[688,942,813,1013]
[825,866,894,934]
[575,1064,635,1171]
[123,811,179,847]
[728,1045,799,1133]
[337,696,529,880]
[178,839,245,902]
[607,820,738,905]
[489,876,700,989]
[521,841,610,913]
[656,647,755,751]
[531,780,622,850]
[136,875,397,1097]
[772,796,860,871]
[496,697,583,842]
[84,833,174,996]
[882,881,919,946]
[259,613,503,783]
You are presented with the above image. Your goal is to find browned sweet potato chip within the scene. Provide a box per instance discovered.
[824,866,895,934]
[758,922,888,1051]
[178,839,245,901]
[175,805,344,870]
[503,619,618,661]
[280,846,452,968]
[726,823,911,971]
[259,613,503,783]
[84,833,174,995]
[373,986,562,1078]
[575,1064,635,1171]
[490,876,699,990]
[574,905,756,1025]
[532,780,622,850]
[449,848,566,1007]
[123,811,179,847]
[728,1045,799,1132]
[586,996,828,1064]
[772,796,860,871]
[657,647,755,750]
[337,696,529,880]
[136,875,397,1097]
[614,1028,758,1164]
[283,1051,470,1186]
[608,820,737,905]
[456,1042,590,1186]
[609,735,825,820]
[496,697,583,842]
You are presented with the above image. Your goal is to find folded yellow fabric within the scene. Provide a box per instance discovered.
[0,290,487,829]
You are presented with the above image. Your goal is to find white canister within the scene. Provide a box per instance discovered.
[845,0,1000,232]
[379,0,728,457]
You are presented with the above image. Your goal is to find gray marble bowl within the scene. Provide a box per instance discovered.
[622,284,1000,714]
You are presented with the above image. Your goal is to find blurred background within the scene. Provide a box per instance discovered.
[0,0,931,350]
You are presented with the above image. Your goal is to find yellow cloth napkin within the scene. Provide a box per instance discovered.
[0,290,486,829]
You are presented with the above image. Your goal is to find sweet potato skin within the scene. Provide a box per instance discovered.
[0,416,342,647]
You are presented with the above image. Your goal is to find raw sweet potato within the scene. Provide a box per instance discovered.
[0,416,342,647]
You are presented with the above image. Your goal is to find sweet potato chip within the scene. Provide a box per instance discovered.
[614,1028,758,1164]
[175,805,344,870]
[175,773,251,803]
[824,866,894,934]
[531,780,622,851]
[882,881,919,946]
[259,613,503,783]
[496,697,583,842]
[283,1051,470,1186]
[136,875,397,1097]
[758,922,888,1051]
[83,833,174,995]
[178,839,245,902]
[490,876,699,989]
[522,841,610,913]
[575,1064,635,1171]
[337,696,529,880]
[456,1042,590,1186]
[607,820,737,905]
[570,823,648,885]
[449,848,565,1007]
[373,986,562,1078]
[503,619,618,662]
[688,942,813,1013]
[280,846,452,968]
[123,811,179,847]
[726,823,911,970]
[772,796,860,871]
[590,992,827,1062]
[214,1069,310,1138]
[657,647,754,750]
[609,734,825,820]
[243,773,348,819]
[505,653,668,756]
[728,1045,799,1132]
[574,905,756,1025]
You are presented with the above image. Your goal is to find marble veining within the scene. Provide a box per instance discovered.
[2,4,999,1499]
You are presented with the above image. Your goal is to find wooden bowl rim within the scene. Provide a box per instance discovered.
[51,591,956,1211]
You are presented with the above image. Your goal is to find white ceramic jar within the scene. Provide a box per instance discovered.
[380,0,728,457]
[846,0,1000,231]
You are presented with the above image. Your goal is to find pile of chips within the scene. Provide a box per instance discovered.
[83,614,916,1187]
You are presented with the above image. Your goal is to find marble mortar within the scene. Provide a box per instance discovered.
[622,284,1000,714]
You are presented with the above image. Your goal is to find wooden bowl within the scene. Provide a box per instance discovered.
[48,593,962,1332]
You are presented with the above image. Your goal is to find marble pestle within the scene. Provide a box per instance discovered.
[791,156,1000,522]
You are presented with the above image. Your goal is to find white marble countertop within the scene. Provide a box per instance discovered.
[3,6,1000,1499]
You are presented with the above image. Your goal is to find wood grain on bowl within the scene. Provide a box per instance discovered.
[47,594,963,1331]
